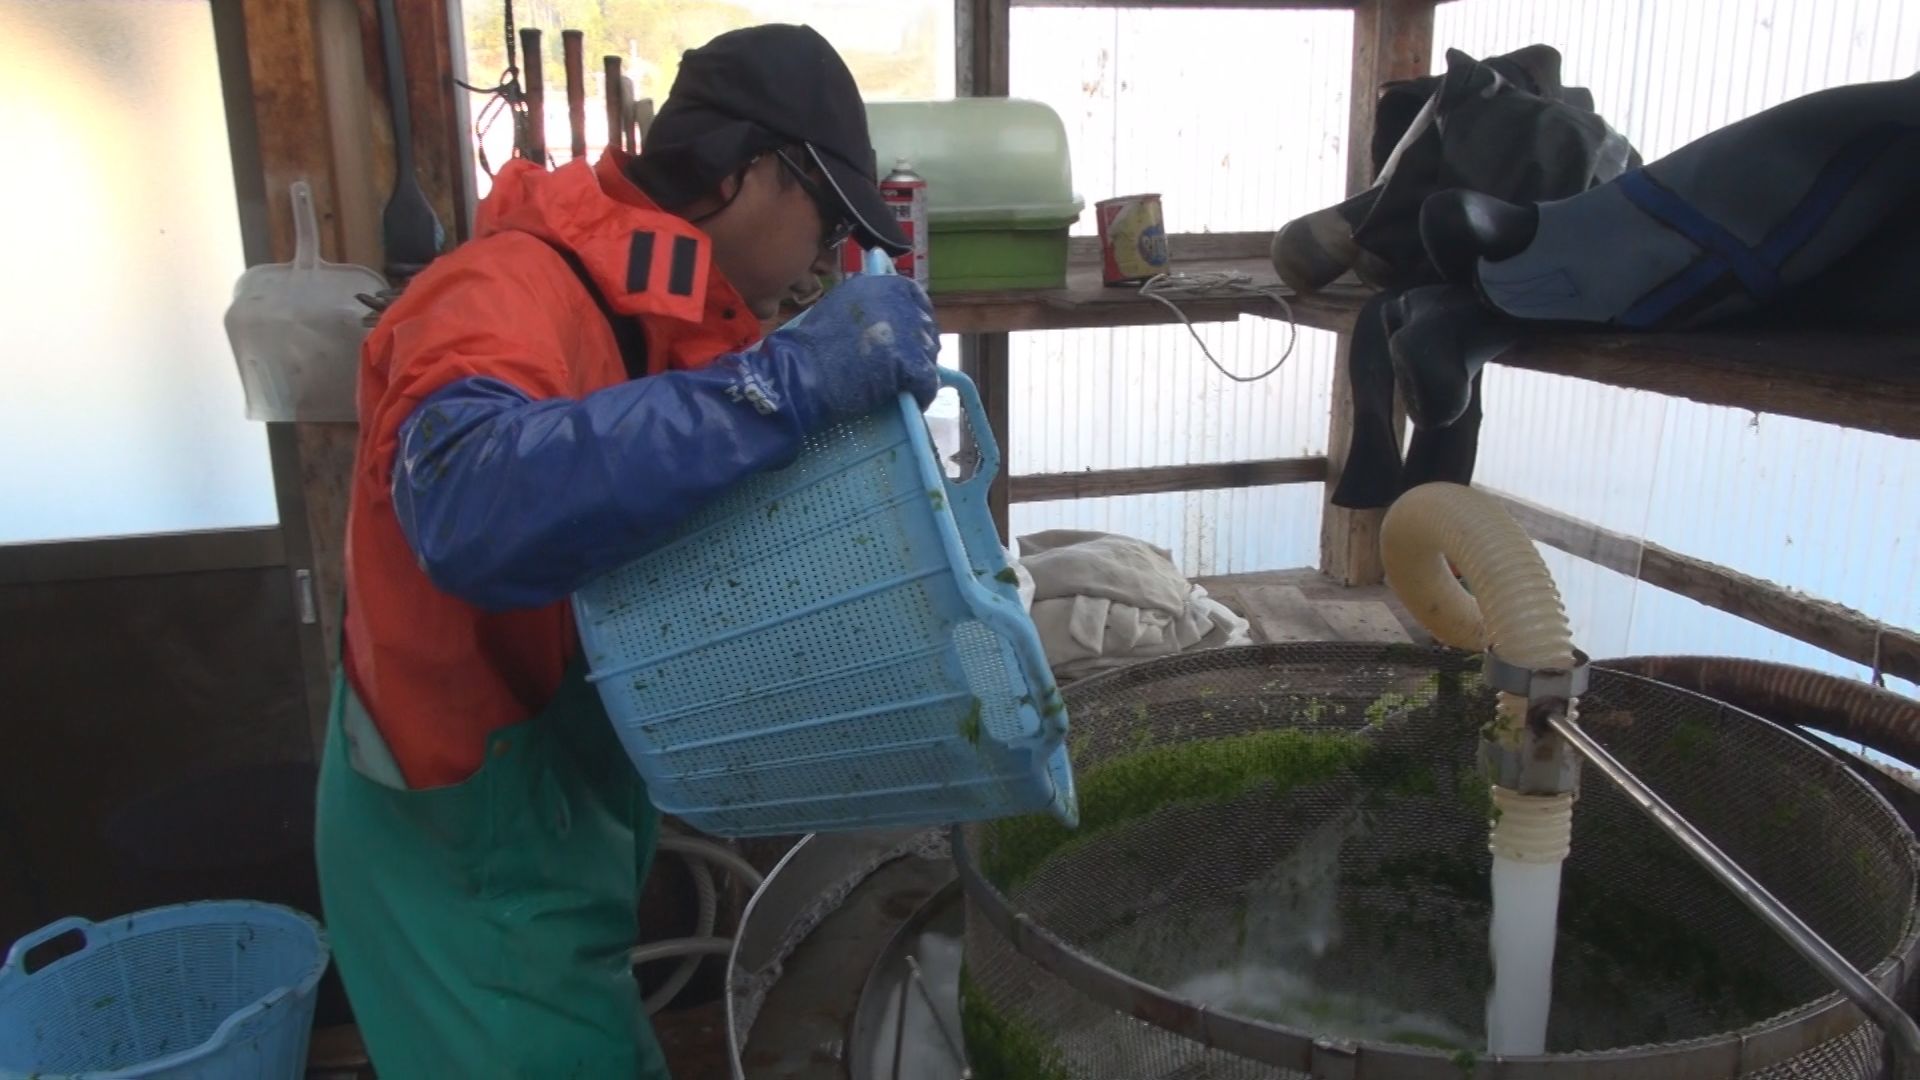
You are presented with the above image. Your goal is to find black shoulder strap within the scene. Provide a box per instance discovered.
[534,237,651,380]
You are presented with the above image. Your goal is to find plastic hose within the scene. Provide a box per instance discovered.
[1489,788,1573,863]
[1384,483,1581,1059]
[643,856,716,1016]
[658,834,767,892]
[634,832,769,1016]
[1381,482,1576,743]
[629,937,736,966]
[1381,482,1574,669]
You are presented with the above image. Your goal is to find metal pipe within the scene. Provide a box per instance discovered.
[906,955,971,1075]
[1546,710,1920,1079]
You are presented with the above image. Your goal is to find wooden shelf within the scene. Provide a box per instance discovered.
[930,258,1366,335]
[935,262,1920,441]
[1496,325,1920,442]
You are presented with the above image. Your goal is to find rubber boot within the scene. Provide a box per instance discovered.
[1383,285,1519,430]
[1474,73,1920,330]
[1420,190,1540,284]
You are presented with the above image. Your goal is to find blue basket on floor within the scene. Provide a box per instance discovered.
[0,901,328,1080]
[574,369,1077,837]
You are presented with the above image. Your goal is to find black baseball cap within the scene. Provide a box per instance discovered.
[638,25,909,255]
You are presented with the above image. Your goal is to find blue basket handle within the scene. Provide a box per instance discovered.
[932,368,999,495]
[3,915,93,976]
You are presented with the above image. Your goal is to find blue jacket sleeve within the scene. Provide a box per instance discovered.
[392,351,818,612]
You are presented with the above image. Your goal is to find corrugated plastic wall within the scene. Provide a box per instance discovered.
[1006,8,1352,574]
[1002,0,1914,692]
[1435,0,1919,690]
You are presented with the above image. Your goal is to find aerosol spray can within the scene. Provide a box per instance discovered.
[840,159,929,285]
[881,159,930,287]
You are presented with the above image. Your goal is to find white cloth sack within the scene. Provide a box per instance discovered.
[1014,530,1250,681]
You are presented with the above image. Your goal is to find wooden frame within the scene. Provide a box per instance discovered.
[1319,0,1433,587]
[229,0,1911,707]
[1010,456,1328,503]
[1490,490,1920,687]
[1011,0,1355,8]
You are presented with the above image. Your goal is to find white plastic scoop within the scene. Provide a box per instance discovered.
[224,180,387,421]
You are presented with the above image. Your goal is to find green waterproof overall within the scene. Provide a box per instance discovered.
[314,659,669,1079]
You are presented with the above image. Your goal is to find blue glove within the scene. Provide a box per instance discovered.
[391,276,941,612]
[776,273,941,424]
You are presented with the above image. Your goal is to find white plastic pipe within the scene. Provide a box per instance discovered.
[1382,483,1578,1058]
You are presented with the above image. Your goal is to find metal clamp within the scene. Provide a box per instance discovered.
[1481,648,1589,797]
[1482,646,1591,705]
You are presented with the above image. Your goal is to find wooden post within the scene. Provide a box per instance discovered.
[1320,0,1434,586]
[563,30,588,161]
[234,0,469,736]
[518,28,546,165]
[605,57,627,154]
[957,0,1013,538]
[235,0,351,743]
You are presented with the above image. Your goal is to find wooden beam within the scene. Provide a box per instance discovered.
[292,423,361,671]
[1342,0,1434,197]
[1009,456,1328,503]
[239,0,346,263]
[1488,490,1920,686]
[933,258,1357,335]
[236,0,350,744]
[1067,231,1274,263]
[961,335,1015,539]
[959,0,1011,538]
[963,0,1011,96]
[1013,0,1356,9]
[1320,0,1434,586]
[1496,330,1920,443]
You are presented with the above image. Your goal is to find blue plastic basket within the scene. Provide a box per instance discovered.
[574,369,1078,837]
[0,901,328,1080]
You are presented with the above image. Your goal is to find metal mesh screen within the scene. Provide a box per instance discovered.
[956,644,1920,1079]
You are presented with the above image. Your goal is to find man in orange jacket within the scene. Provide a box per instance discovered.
[314,25,938,1077]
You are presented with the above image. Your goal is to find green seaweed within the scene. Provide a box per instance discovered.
[959,969,1071,1080]
[980,728,1368,890]
[929,488,947,512]
[1455,766,1494,819]
[1669,718,1716,763]
[959,699,985,746]
[1365,692,1412,728]
[995,567,1020,585]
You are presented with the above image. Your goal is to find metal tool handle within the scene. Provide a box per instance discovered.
[1547,710,1920,1079]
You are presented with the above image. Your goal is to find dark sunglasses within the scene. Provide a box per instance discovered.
[774,148,856,251]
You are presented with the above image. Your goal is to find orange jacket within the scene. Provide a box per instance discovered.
[343,152,761,788]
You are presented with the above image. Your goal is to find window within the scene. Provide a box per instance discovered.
[0,0,274,544]
[459,0,956,198]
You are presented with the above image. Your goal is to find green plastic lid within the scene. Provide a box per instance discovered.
[866,99,1085,230]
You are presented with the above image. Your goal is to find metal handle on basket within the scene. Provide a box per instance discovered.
[3,915,93,975]
[930,368,999,495]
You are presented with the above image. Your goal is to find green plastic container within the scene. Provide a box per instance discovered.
[866,99,1084,292]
